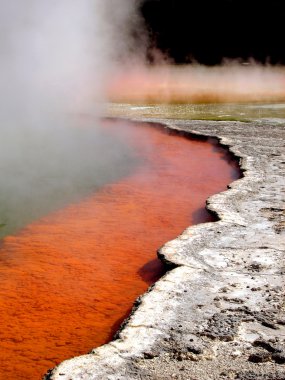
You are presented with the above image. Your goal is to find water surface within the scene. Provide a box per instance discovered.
[0,119,240,379]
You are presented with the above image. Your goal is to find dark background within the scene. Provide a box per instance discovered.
[140,0,285,65]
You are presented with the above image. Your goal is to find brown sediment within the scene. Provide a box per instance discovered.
[0,119,239,380]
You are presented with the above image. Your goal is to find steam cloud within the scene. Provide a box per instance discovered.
[1,0,284,238]
[0,0,145,238]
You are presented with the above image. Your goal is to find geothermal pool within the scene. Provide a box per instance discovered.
[0,119,240,379]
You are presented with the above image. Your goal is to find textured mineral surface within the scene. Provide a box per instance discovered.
[46,118,285,380]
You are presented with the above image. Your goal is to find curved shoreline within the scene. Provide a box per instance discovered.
[46,119,285,380]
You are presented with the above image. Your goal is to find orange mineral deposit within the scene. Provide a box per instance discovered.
[0,120,240,379]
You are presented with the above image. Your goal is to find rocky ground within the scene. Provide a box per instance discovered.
[46,119,285,380]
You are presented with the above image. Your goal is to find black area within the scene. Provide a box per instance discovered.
[140,0,285,65]
[137,258,166,284]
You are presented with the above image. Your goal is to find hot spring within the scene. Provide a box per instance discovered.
[1,1,285,379]
[0,117,240,379]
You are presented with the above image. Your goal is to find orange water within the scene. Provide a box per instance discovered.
[0,120,240,379]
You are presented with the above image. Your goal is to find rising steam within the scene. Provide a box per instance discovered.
[1,0,284,238]
[0,0,145,238]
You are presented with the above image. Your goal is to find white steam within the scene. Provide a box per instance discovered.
[0,0,145,237]
[0,0,145,123]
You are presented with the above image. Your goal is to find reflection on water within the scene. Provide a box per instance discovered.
[0,120,240,379]
[0,122,137,238]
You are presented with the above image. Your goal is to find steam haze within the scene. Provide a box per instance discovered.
[0,0,145,238]
[1,0,284,238]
